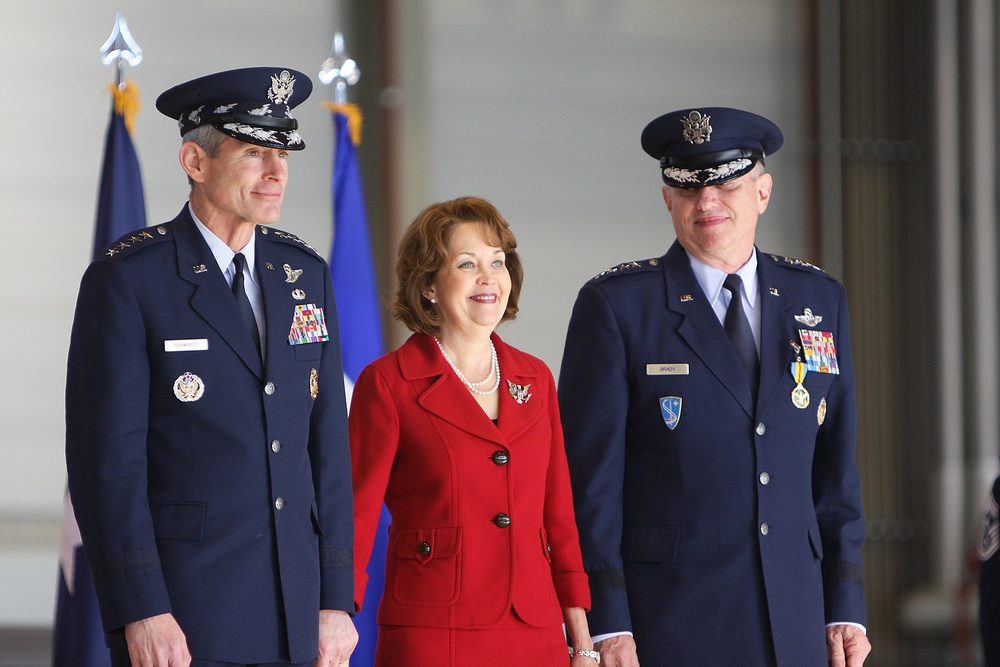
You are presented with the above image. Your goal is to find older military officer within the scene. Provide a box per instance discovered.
[559,108,870,666]
[66,68,357,667]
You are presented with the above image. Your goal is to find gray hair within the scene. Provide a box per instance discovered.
[181,124,228,157]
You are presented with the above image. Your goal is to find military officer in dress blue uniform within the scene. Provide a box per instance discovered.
[559,107,870,667]
[66,68,357,667]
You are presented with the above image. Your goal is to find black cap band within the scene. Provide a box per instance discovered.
[204,112,299,131]
[660,147,763,169]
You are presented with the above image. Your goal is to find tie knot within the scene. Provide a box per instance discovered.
[723,273,743,296]
[233,252,247,274]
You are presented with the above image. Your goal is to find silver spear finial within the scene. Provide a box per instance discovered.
[319,32,360,105]
[99,12,143,90]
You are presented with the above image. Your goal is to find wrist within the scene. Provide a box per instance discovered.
[569,647,601,664]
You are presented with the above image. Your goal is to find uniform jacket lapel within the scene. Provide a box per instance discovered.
[173,208,264,378]
[755,253,803,416]
[665,241,755,417]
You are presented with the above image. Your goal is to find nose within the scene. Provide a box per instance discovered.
[694,187,719,207]
[263,151,288,181]
[478,265,500,284]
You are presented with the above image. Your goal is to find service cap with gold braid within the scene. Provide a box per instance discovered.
[641,106,783,188]
[156,67,313,150]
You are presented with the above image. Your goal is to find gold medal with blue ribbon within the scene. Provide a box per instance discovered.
[790,360,810,409]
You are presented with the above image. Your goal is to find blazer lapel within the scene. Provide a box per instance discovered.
[494,336,545,442]
[665,241,755,417]
[402,335,505,445]
[174,209,264,378]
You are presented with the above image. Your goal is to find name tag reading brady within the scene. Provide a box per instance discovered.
[164,339,209,352]
[647,364,690,376]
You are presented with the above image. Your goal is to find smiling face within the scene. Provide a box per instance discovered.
[663,166,772,272]
[424,221,512,339]
[183,135,289,233]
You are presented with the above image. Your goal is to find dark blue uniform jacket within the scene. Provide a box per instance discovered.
[66,207,353,664]
[559,240,866,666]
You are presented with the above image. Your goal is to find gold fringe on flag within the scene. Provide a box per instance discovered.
[106,80,141,135]
[323,101,363,146]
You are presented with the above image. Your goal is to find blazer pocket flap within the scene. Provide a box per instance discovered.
[150,501,207,541]
[395,527,462,564]
[621,524,681,563]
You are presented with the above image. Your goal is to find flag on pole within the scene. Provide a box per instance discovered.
[327,103,388,667]
[53,81,146,667]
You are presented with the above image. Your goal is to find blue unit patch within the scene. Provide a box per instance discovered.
[660,396,682,430]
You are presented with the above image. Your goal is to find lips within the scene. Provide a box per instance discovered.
[470,293,498,303]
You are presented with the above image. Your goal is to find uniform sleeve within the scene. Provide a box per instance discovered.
[812,283,867,625]
[348,364,400,612]
[541,369,592,610]
[310,267,356,613]
[65,260,172,632]
[558,282,632,636]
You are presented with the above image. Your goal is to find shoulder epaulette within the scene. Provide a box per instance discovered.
[592,257,662,281]
[767,253,829,275]
[262,226,321,257]
[103,225,171,259]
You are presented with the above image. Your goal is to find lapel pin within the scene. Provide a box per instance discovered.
[507,380,532,404]
[769,287,779,296]
[265,262,274,271]
[193,264,207,274]
[292,288,306,300]
[680,294,694,302]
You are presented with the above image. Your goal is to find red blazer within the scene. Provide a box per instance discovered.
[350,332,590,629]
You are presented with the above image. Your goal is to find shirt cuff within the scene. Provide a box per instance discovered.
[826,621,867,635]
[592,631,634,644]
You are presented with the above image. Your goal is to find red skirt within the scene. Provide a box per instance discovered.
[374,608,568,667]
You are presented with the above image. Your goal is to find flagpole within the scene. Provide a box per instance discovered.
[52,17,146,667]
[321,34,388,667]
[99,12,143,90]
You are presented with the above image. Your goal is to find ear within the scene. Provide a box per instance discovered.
[756,172,773,214]
[661,185,673,213]
[179,141,208,184]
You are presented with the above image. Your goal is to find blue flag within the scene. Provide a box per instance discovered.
[329,107,388,667]
[53,85,146,667]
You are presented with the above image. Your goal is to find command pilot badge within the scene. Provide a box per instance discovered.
[173,372,205,402]
[659,396,682,430]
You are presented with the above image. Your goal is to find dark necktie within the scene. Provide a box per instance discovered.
[723,273,759,396]
[232,253,261,357]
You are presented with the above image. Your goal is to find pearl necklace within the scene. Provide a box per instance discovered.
[434,337,501,395]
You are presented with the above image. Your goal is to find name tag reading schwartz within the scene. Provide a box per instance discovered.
[164,339,209,352]
[646,363,689,376]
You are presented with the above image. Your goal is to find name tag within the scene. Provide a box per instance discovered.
[164,339,209,352]
[646,364,689,376]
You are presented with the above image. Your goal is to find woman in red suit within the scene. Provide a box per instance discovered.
[350,197,598,666]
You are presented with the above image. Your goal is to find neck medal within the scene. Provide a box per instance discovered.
[790,359,810,409]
